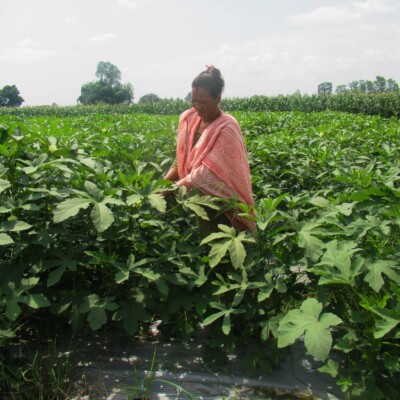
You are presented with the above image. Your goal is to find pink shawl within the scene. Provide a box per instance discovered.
[175,107,256,232]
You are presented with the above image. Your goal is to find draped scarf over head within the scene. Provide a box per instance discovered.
[175,107,256,232]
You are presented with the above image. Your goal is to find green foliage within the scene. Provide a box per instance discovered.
[0,109,399,398]
[278,298,342,361]
[222,93,400,118]
[120,348,195,400]
[0,85,24,107]
[318,82,332,95]
[201,224,256,269]
[95,61,122,86]
[139,93,161,103]
[0,334,75,399]
[335,75,400,95]
[77,61,134,105]
[78,81,133,105]
[246,110,400,398]
[1,92,400,118]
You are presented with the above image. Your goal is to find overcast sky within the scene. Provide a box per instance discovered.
[1,0,399,106]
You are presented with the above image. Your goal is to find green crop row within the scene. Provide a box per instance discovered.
[0,92,399,118]
[1,111,399,398]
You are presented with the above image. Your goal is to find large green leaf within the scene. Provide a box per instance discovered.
[202,310,227,326]
[115,267,129,284]
[228,237,246,269]
[80,294,119,331]
[346,215,388,239]
[374,316,399,339]
[91,202,114,232]
[47,266,67,287]
[24,293,51,309]
[126,193,143,206]
[184,202,209,220]
[1,220,32,232]
[222,313,231,335]
[371,307,400,338]
[135,267,160,281]
[84,180,102,201]
[312,240,362,285]
[213,283,240,295]
[87,308,108,331]
[114,255,156,284]
[318,359,339,378]
[4,279,49,320]
[5,300,21,321]
[156,278,169,296]
[297,222,326,261]
[257,285,274,302]
[364,259,400,293]
[53,197,91,223]
[278,298,342,360]
[201,225,253,269]
[209,241,231,268]
[0,233,13,245]
[200,232,230,245]
[0,178,11,194]
[148,193,166,213]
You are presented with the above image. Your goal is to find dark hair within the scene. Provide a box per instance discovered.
[192,65,225,99]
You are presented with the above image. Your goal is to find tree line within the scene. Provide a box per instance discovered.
[1,61,399,107]
[318,76,399,95]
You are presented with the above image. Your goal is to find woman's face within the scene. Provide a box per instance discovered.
[191,86,221,122]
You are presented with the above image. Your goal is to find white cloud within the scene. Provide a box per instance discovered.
[287,0,398,27]
[353,0,398,14]
[179,7,399,97]
[0,39,57,62]
[65,17,79,23]
[390,22,400,34]
[18,38,37,47]
[334,56,356,71]
[116,0,138,8]
[114,0,150,9]
[302,54,322,68]
[87,33,118,42]
[286,6,360,26]
[363,48,385,62]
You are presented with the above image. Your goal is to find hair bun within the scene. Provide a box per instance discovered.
[192,65,225,98]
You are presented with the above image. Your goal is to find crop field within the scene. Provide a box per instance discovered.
[1,107,399,398]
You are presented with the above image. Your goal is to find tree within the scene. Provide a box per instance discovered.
[138,93,160,103]
[318,82,332,95]
[0,85,24,107]
[335,84,348,94]
[374,76,387,93]
[336,76,399,95]
[387,78,399,93]
[365,80,375,94]
[359,80,368,94]
[77,61,134,105]
[348,80,360,93]
[95,61,121,86]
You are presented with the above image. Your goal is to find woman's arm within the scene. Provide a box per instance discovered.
[163,166,179,182]
[176,164,235,198]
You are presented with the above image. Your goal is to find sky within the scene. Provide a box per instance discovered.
[0,0,399,106]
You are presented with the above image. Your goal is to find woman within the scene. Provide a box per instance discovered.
[164,65,256,235]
